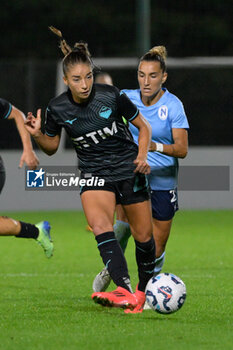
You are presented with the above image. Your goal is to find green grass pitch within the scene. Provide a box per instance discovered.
[0,210,232,350]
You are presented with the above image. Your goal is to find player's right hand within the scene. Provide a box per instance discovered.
[25,109,42,137]
[134,157,150,175]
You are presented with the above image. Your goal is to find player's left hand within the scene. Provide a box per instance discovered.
[19,150,39,170]
[134,157,150,174]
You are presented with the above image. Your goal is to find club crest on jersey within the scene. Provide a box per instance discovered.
[99,106,112,119]
[158,105,168,120]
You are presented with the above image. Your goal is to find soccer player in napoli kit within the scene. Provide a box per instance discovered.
[93,46,189,298]
[0,98,53,258]
[25,27,156,313]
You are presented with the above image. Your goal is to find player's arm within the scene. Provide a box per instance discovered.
[117,90,151,174]
[8,105,39,169]
[149,128,188,158]
[130,113,151,174]
[25,109,60,156]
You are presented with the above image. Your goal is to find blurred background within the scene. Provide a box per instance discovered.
[0,0,232,210]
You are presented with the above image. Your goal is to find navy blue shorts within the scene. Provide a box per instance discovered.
[150,189,179,221]
[80,173,150,205]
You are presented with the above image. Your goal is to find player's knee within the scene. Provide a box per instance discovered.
[92,223,114,236]
[131,228,153,243]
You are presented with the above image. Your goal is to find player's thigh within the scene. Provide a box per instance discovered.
[81,190,116,236]
[122,200,153,242]
[152,218,173,257]
[116,204,128,222]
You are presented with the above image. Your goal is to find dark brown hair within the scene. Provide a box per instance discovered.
[49,26,93,75]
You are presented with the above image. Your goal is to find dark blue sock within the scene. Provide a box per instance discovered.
[96,231,132,292]
[135,236,156,291]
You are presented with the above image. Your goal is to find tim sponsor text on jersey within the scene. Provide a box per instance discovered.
[71,121,118,149]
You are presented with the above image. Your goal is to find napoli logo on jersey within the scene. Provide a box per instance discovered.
[158,105,168,120]
[99,106,112,119]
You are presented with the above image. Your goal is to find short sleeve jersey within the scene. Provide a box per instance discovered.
[122,88,189,190]
[0,98,12,120]
[44,84,139,182]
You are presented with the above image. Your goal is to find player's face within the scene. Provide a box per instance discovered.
[63,63,94,103]
[137,61,167,103]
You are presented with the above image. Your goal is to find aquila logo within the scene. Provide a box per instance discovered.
[99,106,112,119]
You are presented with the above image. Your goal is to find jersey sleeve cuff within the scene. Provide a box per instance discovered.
[45,131,57,137]
[4,104,12,119]
[128,109,139,122]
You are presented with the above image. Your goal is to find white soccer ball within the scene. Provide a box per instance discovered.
[145,273,187,314]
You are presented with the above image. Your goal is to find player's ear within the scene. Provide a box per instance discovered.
[162,72,168,84]
[63,75,68,86]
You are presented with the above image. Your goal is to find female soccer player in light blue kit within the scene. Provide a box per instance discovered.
[93,46,189,298]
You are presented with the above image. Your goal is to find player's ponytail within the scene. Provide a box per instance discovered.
[49,26,72,56]
[140,45,167,72]
[49,26,93,75]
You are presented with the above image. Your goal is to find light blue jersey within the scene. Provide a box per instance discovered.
[122,88,189,190]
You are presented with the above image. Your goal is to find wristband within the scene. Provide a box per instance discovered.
[156,142,164,153]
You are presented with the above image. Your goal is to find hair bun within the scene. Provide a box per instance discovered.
[74,42,91,57]
[149,46,167,60]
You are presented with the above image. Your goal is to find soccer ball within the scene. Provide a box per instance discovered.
[145,273,186,314]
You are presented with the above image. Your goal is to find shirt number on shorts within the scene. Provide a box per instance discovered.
[169,190,177,203]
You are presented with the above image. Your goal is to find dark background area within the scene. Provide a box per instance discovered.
[1,0,232,58]
[0,0,232,148]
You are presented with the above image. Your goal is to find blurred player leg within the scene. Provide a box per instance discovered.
[0,216,54,258]
[152,218,172,274]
